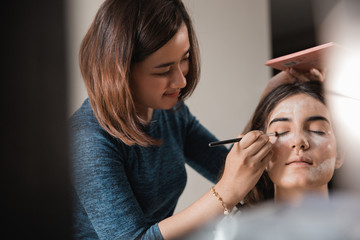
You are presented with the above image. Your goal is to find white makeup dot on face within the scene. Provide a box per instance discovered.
[265,93,339,192]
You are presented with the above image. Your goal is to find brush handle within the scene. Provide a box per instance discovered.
[208,132,277,147]
[208,137,242,147]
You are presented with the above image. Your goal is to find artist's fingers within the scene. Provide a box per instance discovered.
[284,69,298,83]
[252,140,273,162]
[238,131,263,149]
[238,132,272,162]
[288,68,310,82]
[310,68,326,82]
[259,149,273,165]
[321,69,327,79]
[287,67,326,82]
[244,134,271,156]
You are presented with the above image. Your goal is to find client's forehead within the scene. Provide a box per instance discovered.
[268,93,330,125]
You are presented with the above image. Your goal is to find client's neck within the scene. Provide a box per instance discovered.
[274,185,329,205]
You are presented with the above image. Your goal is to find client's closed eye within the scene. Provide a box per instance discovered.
[277,131,289,136]
[309,130,326,135]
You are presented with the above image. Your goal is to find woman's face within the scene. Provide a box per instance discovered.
[266,93,343,191]
[131,23,190,117]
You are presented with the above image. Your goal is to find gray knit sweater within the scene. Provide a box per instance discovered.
[70,99,228,239]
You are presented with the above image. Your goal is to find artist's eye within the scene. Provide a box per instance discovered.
[154,70,171,76]
[182,52,190,61]
[181,56,190,62]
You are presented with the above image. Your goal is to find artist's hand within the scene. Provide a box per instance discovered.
[260,68,325,99]
[215,131,273,206]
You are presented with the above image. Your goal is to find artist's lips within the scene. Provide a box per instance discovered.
[163,90,180,98]
[286,157,313,166]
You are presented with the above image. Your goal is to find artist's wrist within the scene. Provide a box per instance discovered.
[213,181,243,209]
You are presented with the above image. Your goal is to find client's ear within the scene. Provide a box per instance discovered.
[335,150,345,169]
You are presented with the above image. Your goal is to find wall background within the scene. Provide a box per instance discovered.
[66,0,271,213]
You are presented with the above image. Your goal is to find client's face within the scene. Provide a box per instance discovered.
[266,93,342,191]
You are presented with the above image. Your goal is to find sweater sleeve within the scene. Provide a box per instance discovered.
[71,113,164,240]
[181,105,229,183]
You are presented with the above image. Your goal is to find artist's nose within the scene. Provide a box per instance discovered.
[290,132,309,151]
[170,64,187,89]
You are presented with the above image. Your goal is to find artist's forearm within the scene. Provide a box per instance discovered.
[158,130,273,239]
[158,182,241,239]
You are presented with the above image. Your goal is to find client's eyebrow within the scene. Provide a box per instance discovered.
[268,115,330,128]
[268,117,290,127]
[306,115,330,123]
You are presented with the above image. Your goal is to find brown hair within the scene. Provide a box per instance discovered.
[243,81,325,207]
[79,0,200,146]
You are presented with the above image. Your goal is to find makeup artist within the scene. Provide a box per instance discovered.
[70,0,324,239]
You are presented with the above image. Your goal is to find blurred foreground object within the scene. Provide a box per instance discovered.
[316,0,360,192]
[2,1,71,239]
[185,193,360,240]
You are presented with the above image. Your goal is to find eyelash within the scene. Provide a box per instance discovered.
[182,56,190,62]
[155,71,170,76]
[277,131,289,136]
[276,130,325,136]
[309,130,325,135]
[155,57,189,76]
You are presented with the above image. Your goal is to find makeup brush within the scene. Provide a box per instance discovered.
[208,132,278,147]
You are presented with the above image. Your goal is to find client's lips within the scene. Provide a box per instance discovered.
[286,157,313,165]
[164,90,180,97]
